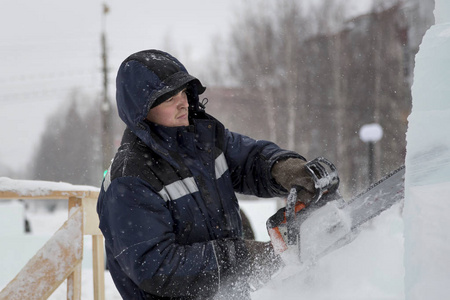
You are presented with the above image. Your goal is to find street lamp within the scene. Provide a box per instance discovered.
[359,123,383,184]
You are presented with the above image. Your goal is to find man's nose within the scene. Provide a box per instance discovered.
[177,95,188,108]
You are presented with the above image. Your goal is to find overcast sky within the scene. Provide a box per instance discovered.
[0,0,248,174]
[0,0,372,175]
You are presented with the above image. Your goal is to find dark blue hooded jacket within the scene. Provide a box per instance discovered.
[97,50,303,299]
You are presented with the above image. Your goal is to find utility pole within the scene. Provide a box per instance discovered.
[101,3,113,172]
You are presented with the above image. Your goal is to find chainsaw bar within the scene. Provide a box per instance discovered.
[296,165,405,264]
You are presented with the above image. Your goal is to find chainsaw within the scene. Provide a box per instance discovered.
[267,157,344,257]
[267,156,405,268]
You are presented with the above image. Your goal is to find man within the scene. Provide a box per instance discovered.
[97,49,317,299]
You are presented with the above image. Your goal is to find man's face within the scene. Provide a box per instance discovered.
[146,89,189,127]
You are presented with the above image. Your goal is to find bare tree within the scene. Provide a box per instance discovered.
[226,0,318,149]
[216,0,419,197]
[276,0,306,150]
[32,89,103,187]
[227,1,280,142]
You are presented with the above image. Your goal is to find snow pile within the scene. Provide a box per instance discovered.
[0,177,99,197]
[403,0,450,298]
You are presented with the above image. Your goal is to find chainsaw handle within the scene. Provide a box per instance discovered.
[268,157,341,257]
[286,187,298,245]
[305,157,340,204]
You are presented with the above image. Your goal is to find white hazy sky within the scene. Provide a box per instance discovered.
[0,0,245,174]
[0,0,372,175]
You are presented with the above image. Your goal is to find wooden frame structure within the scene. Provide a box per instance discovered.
[0,178,103,300]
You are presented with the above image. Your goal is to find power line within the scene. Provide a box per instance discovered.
[0,89,99,104]
[0,68,117,103]
[0,69,113,84]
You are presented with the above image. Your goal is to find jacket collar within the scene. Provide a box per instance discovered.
[147,122,194,153]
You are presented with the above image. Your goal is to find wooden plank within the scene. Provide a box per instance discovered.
[0,190,99,200]
[67,198,83,300]
[83,197,102,236]
[67,262,82,300]
[0,207,84,300]
[92,235,106,300]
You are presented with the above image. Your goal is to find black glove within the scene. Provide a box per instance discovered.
[271,158,316,203]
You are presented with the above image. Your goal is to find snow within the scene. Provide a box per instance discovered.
[0,177,98,197]
[252,202,405,300]
[298,201,352,262]
[0,201,24,236]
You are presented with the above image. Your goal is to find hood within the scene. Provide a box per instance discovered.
[115,49,206,151]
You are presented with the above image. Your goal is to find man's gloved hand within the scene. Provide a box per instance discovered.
[271,158,316,203]
[244,240,282,289]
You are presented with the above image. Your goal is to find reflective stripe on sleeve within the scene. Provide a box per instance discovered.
[158,177,199,202]
[103,165,112,191]
[215,153,228,179]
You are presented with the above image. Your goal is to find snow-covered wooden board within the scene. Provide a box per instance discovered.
[0,207,83,300]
